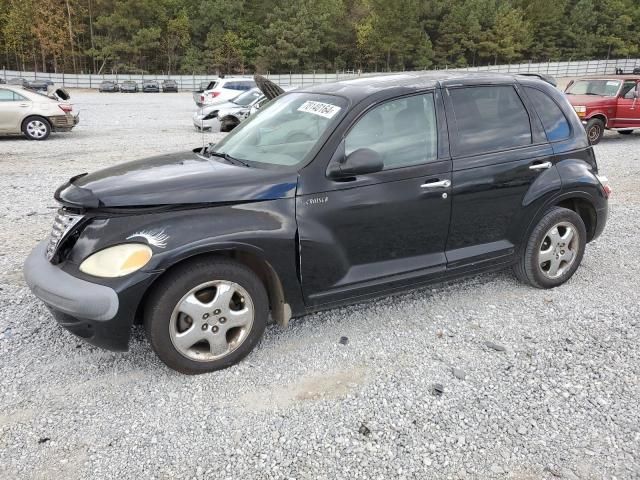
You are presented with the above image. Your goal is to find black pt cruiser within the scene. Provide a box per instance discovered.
[24,72,609,374]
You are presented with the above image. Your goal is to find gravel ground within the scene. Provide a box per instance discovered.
[0,91,639,480]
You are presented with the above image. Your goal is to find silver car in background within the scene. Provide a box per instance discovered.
[193,88,263,132]
[0,84,78,140]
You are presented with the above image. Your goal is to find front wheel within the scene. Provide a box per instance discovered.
[586,118,605,145]
[144,258,269,374]
[514,207,587,289]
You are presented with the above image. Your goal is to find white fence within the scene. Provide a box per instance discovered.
[2,58,639,90]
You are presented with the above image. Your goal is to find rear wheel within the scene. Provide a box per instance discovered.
[586,118,605,145]
[22,116,51,140]
[144,257,268,374]
[514,207,586,289]
[618,129,634,135]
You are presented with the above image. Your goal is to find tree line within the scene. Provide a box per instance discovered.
[1,0,639,75]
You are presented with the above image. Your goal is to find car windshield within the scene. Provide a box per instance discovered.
[566,79,621,96]
[231,90,262,106]
[212,92,347,167]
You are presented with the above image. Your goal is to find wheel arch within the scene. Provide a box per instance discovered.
[586,112,608,127]
[136,245,292,328]
[21,114,51,131]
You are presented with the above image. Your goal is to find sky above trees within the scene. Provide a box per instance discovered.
[1,0,639,74]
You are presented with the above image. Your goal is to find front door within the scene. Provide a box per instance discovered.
[0,89,30,132]
[613,80,640,128]
[297,92,452,307]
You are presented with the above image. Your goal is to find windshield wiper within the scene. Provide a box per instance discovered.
[207,149,251,167]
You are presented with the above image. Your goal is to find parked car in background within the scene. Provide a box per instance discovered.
[99,81,119,92]
[162,80,179,92]
[24,72,609,374]
[193,77,256,107]
[8,78,29,87]
[28,80,55,92]
[142,80,160,93]
[193,88,263,131]
[120,80,138,93]
[0,84,78,140]
[0,78,5,84]
[565,75,639,144]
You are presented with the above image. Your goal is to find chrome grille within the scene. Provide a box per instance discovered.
[45,210,84,262]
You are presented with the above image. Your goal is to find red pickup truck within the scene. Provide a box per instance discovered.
[565,75,639,144]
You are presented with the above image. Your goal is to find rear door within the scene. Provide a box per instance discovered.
[0,89,30,132]
[443,83,555,269]
[613,80,640,128]
[297,91,452,306]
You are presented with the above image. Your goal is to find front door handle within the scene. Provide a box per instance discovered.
[18,103,29,107]
[529,161,552,171]
[421,179,451,189]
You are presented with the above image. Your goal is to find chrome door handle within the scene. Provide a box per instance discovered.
[421,179,451,189]
[18,103,29,107]
[529,161,552,171]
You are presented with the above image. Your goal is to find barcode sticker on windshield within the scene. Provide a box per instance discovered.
[298,101,341,119]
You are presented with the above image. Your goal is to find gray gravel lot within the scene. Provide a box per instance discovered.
[1,91,639,479]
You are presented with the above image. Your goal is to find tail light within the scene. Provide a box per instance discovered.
[58,104,72,113]
[209,91,220,98]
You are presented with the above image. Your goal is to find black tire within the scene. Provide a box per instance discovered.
[618,129,634,135]
[220,117,239,133]
[22,116,51,141]
[514,207,587,289]
[586,118,605,145]
[144,257,269,374]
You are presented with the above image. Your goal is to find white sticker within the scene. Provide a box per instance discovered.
[297,100,341,119]
[606,81,619,86]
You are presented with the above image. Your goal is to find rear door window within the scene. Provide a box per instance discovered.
[524,87,571,141]
[448,85,532,156]
[345,93,438,170]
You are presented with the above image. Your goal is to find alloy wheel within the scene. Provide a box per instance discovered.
[26,120,48,139]
[538,221,580,279]
[169,280,254,362]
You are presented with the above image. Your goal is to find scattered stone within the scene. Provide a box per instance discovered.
[358,424,371,436]
[452,368,466,380]
[37,437,50,444]
[484,341,506,352]
[339,336,349,346]
[431,383,444,396]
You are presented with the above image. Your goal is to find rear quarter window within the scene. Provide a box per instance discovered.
[448,85,532,156]
[525,87,571,141]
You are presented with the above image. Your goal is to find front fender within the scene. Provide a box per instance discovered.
[68,199,305,314]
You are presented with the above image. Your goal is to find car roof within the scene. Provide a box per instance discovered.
[301,71,547,102]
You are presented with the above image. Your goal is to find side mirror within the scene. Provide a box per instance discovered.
[328,147,384,178]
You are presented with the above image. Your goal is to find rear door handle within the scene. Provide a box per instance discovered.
[421,179,451,189]
[529,161,552,171]
[18,103,29,107]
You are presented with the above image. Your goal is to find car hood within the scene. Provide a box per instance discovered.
[55,149,298,208]
[565,94,613,107]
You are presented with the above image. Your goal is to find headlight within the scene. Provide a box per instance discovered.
[573,105,586,117]
[79,243,153,278]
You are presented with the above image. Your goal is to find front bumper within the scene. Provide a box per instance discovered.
[192,112,221,132]
[23,241,155,351]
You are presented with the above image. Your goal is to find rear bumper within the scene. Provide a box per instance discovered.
[49,113,79,131]
[23,241,155,351]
